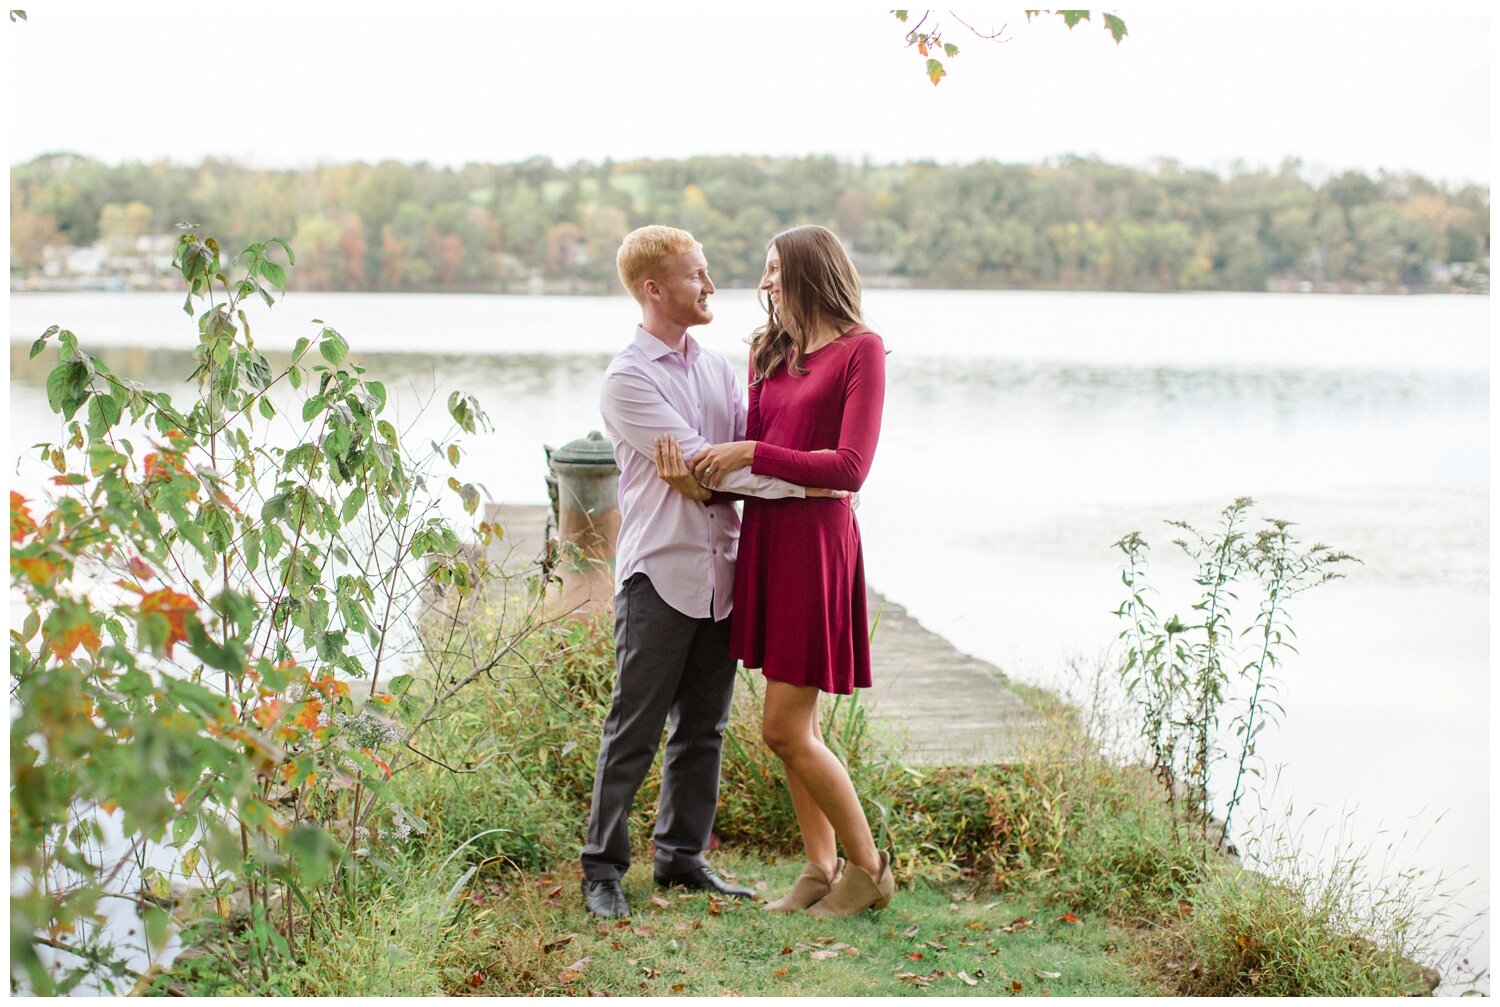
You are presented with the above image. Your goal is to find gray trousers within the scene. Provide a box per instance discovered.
[580,574,738,881]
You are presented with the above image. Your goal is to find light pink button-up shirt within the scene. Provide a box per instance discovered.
[601,325,804,620]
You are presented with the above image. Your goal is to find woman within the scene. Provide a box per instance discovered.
[662,224,890,917]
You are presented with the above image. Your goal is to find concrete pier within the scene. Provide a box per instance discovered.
[483,504,1045,767]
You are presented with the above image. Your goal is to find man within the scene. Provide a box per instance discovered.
[580,225,834,918]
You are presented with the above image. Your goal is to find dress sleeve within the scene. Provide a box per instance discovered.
[750,335,885,492]
[709,367,803,501]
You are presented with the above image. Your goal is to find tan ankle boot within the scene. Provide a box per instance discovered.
[763,858,843,913]
[806,850,893,918]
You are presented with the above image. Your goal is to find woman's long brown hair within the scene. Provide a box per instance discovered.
[749,225,865,383]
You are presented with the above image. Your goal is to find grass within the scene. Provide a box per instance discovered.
[272,849,1139,997]
[154,611,1466,996]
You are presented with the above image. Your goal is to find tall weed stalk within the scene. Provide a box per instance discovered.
[1112,499,1356,844]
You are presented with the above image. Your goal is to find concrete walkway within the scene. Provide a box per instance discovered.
[484,504,1044,767]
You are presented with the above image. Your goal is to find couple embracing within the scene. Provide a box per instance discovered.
[579,223,891,921]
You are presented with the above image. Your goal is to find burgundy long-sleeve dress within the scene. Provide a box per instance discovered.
[729,328,886,694]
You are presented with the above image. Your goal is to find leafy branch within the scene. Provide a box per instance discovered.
[892,8,1126,85]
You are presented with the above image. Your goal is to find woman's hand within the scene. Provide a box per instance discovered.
[654,435,711,502]
[689,440,756,489]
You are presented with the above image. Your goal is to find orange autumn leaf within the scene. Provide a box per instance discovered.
[294,695,323,731]
[143,450,190,484]
[48,617,100,660]
[254,697,286,729]
[11,491,37,543]
[918,40,928,55]
[127,555,156,580]
[363,748,392,779]
[14,555,64,588]
[139,588,198,657]
[1058,912,1080,924]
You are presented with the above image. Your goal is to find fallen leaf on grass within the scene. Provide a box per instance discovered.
[670,983,686,993]
[542,934,576,953]
[468,972,484,987]
[925,940,948,951]
[1057,912,1080,924]
[809,950,839,960]
[957,971,978,986]
[905,952,924,960]
[707,899,724,916]
[632,925,653,937]
[773,967,789,978]
[640,966,660,979]
[650,894,671,909]
[895,971,930,988]
[1003,917,1033,934]
[968,921,985,931]
[780,945,793,956]
[902,924,920,939]
[1029,967,1062,980]
[1010,979,1024,992]
[558,956,591,984]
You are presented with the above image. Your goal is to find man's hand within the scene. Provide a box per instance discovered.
[689,440,756,489]
[654,435,711,502]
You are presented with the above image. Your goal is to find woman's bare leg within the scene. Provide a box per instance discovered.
[782,719,838,879]
[762,679,879,877]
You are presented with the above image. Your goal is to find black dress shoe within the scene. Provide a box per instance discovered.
[581,878,630,918]
[653,864,754,898]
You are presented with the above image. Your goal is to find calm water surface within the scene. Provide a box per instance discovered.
[10,290,1490,989]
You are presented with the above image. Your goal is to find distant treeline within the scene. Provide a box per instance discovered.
[10,152,1490,293]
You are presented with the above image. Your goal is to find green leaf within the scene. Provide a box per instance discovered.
[943,42,958,57]
[319,329,348,365]
[286,825,339,887]
[144,905,170,949]
[302,394,327,422]
[262,491,291,523]
[288,366,302,390]
[893,9,908,21]
[260,259,287,294]
[268,236,296,266]
[366,380,387,413]
[1103,13,1127,42]
[1061,10,1090,28]
[258,396,276,420]
[340,487,366,524]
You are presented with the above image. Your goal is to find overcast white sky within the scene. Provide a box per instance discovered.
[4,3,1492,185]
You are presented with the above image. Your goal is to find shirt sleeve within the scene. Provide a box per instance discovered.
[600,365,804,500]
[750,335,886,492]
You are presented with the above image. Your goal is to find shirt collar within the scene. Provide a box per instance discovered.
[634,324,700,366]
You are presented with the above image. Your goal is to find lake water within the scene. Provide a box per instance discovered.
[9,289,1490,990]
